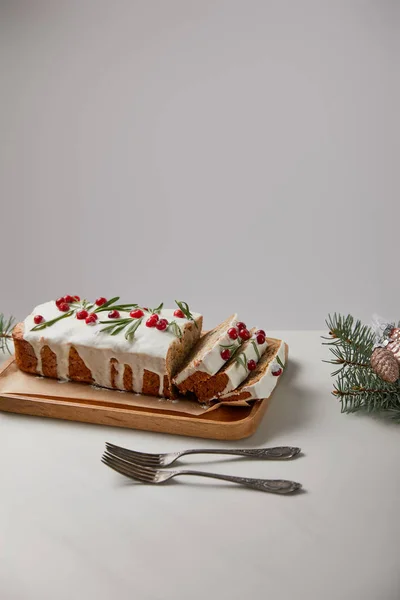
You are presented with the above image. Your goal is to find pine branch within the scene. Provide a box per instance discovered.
[323,313,375,356]
[324,313,400,421]
[0,313,16,354]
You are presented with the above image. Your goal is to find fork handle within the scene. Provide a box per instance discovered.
[180,447,300,460]
[177,470,301,494]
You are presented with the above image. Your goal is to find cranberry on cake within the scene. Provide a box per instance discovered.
[12,297,203,399]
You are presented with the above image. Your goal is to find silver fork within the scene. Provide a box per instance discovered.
[102,452,302,494]
[105,442,301,468]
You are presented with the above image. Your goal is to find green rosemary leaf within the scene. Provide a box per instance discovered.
[251,339,261,360]
[125,317,143,341]
[31,310,74,331]
[167,320,182,339]
[235,352,248,372]
[110,324,129,336]
[174,300,198,329]
[96,304,139,313]
[99,318,132,325]
[101,296,120,307]
[148,302,164,315]
[79,299,94,312]
[276,355,285,370]
[0,313,16,354]
[220,342,240,352]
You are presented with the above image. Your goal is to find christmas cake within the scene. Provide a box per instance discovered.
[193,328,269,404]
[12,296,203,399]
[219,338,287,402]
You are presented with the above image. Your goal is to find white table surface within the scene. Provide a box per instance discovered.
[1,331,400,600]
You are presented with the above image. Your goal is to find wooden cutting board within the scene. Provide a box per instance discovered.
[0,343,288,440]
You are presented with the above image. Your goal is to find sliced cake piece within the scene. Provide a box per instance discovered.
[173,314,243,394]
[219,338,287,402]
[193,328,268,404]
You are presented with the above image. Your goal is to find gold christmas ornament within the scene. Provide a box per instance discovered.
[370,347,400,383]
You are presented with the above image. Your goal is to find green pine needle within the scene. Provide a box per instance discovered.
[0,313,16,354]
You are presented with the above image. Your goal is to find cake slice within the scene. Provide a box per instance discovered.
[193,328,268,404]
[13,298,203,399]
[173,314,243,394]
[219,338,287,402]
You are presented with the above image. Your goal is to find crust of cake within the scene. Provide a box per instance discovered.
[12,320,195,399]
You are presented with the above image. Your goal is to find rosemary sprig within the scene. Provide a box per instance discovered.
[235,351,248,372]
[31,310,74,331]
[220,342,240,352]
[276,355,285,370]
[174,300,198,328]
[99,317,143,341]
[167,320,182,339]
[251,339,261,360]
[125,317,143,341]
[0,313,15,354]
[93,297,140,313]
[147,302,164,315]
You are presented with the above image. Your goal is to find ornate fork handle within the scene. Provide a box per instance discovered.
[176,470,301,493]
[179,447,301,460]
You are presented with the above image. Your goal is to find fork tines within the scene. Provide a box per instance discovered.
[102,451,159,483]
[105,442,162,466]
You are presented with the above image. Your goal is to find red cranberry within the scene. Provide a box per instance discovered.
[255,329,266,337]
[228,327,238,340]
[220,349,231,361]
[108,310,120,319]
[239,328,250,341]
[85,314,98,325]
[130,309,144,319]
[64,295,74,304]
[174,309,185,318]
[256,333,266,345]
[58,302,70,312]
[146,315,158,328]
[76,309,89,320]
[95,297,107,306]
[156,318,168,331]
[247,359,257,371]
[73,295,80,302]
[34,315,44,324]
[56,297,65,307]
[272,367,282,377]
[236,322,247,331]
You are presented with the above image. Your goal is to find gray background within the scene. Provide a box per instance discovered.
[1,0,398,329]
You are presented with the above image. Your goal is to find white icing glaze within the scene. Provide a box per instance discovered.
[220,340,286,400]
[174,314,240,384]
[220,335,268,397]
[23,301,202,394]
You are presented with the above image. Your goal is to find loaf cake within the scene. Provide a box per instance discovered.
[219,338,287,402]
[193,328,269,404]
[13,296,203,399]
